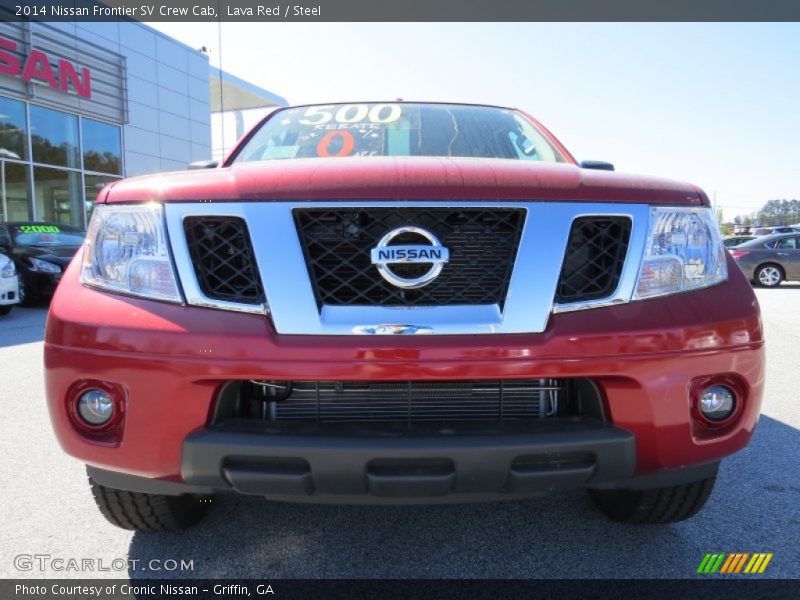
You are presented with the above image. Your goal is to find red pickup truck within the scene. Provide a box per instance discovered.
[44,102,764,531]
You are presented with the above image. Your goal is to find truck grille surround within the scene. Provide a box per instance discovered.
[181,207,633,314]
[293,208,525,308]
[225,379,565,424]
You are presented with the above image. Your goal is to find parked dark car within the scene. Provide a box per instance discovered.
[730,233,800,287]
[0,222,85,304]
[723,235,755,248]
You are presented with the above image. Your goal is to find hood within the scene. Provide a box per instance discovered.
[104,157,706,206]
[14,244,80,266]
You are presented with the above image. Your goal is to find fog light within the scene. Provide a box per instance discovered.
[77,389,115,426]
[699,386,735,421]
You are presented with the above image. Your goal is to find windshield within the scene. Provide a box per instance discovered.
[11,224,85,247]
[233,103,567,164]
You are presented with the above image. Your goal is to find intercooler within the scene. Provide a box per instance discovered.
[240,379,563,423]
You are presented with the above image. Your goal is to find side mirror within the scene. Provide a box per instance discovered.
[187,160,219,170]
[580,160,615,171]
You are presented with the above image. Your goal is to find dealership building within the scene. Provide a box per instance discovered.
[0,20,286,228]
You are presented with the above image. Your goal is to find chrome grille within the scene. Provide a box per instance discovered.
[251,380,562,423]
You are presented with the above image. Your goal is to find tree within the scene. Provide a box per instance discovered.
[714,207,729,234]
[755,199,799,226]
[733,200,799,227]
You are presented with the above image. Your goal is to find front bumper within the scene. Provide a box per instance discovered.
[45,254,764,500]
[0,274,20,305]
[22,269,62,297]
[86,419,722,501]
[181,419,636,502]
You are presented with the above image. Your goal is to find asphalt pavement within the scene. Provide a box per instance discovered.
[0,287,798,579]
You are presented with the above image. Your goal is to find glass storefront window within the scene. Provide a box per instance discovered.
[1,95,122,226]
[82,118,122,175]
[33,166,82,227]
[83,174,118,223]
[0,97,27,161]
[0,161,31,222]
[30,105,80,169]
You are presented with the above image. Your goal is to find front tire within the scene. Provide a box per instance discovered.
[0,305,12,316]
[588,476,716,524]
[754,264,783,288]
[89,476,212,531]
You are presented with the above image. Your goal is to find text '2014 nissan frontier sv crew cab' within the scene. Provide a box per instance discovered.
[44,102,765,531]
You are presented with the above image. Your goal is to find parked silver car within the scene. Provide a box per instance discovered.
[752,226,800,237]
[730,233,800,287]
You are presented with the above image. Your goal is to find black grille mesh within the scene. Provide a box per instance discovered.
[294,208,525,308]
[184,216,264,304]
[555,216,631,303]
[247,379,562,423]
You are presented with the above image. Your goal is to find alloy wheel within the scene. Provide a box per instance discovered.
[758,266,781,287]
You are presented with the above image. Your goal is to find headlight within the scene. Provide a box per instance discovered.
[633,207,727,300]
[81,203,182,302]
[1,258,15,278]
[29,257,61,273]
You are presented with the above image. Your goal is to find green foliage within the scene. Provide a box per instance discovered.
[734,199,799,227]
[758,199,800,225]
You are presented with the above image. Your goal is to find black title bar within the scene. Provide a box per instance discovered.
[2,578,799,600]
[2,0,800,22]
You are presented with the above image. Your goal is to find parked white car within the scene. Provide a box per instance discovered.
[0,252,21,316]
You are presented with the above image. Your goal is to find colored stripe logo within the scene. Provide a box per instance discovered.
[697,553,773,574]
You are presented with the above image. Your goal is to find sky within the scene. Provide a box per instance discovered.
[151,22,800,219]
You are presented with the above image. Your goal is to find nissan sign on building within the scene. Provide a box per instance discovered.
[0,37,92,98]
[0,20,286,228]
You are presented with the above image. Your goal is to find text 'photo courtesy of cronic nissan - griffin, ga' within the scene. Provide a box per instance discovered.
[40,101,765,531]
